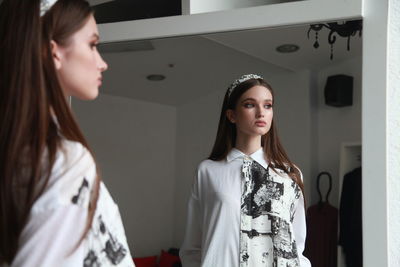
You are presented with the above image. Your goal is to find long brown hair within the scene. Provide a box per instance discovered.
[0,0,100,263]
[209,78,305,195]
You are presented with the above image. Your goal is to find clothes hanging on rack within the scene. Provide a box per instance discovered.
[339,167,362,267]
[304,172,338,267]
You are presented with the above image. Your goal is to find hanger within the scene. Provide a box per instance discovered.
[317,171,333,208]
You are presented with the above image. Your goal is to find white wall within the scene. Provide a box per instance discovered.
[172,69,313,246]
[172,89,224,247]
[313,57,362,207]
[189,0,300,14]
[72,94,177,258]
[273,69,313,205]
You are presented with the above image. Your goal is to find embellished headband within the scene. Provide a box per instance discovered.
[227,74,263,98]
[40,0,58,16]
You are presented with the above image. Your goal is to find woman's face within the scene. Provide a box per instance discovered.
[227,85,274,138]
[53,15,108,100]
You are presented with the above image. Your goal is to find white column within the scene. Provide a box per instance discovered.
[362,0,400,265]
[387,0,400,266]
[362,0,387,264]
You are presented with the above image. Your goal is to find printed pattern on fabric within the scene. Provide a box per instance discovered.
[70,178,130,267]
[71,178,89,205]
[240,158,301,267]
[83,214,127,267]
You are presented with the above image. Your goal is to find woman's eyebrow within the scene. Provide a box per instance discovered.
[241,98,273,103]
[241,98,256,103]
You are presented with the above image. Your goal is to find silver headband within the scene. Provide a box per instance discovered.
[40,0,58,16]
[227,74,263,97]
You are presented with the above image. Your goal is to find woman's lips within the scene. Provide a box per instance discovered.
[255,120,267,126]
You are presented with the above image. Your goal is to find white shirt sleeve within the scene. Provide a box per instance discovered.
[293,171,312,267]
[11,205,88,267]
[10,140,96,267]
[179,174,202,267]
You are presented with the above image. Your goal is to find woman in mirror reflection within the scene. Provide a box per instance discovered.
[0,0,134,266]
[180,74,311,267]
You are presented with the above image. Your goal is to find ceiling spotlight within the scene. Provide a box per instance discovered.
[276,44,300,53]
[146,74,166,81]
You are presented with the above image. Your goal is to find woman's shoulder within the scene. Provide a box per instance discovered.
[197,158,226,172]
[57,139,92,164]
[31,139,97,213]
[54,139,97,184]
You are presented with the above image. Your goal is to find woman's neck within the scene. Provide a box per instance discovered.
[235,134,262,155]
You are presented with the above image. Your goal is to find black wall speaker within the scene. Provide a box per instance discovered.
[324,74,353,107]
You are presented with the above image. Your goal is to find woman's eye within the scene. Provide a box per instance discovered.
[264,104,273,109]
[244,103,254,108]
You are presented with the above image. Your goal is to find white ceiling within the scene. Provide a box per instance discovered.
[98,22,362,106]
[99,34,289,106]
[204,23,362,72]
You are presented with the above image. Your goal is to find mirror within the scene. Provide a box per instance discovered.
[72,20,362,266]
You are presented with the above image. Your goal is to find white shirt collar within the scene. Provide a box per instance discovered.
[226,147,268,169]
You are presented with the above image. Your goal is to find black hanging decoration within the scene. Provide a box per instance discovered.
[307,20,362,60]
[316,171,333,207]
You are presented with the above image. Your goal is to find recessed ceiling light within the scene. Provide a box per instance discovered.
[146,74,166,81]
[276,44,300,53]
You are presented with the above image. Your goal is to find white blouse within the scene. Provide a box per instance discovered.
[180,148,311,267]
[5,140,135,267]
